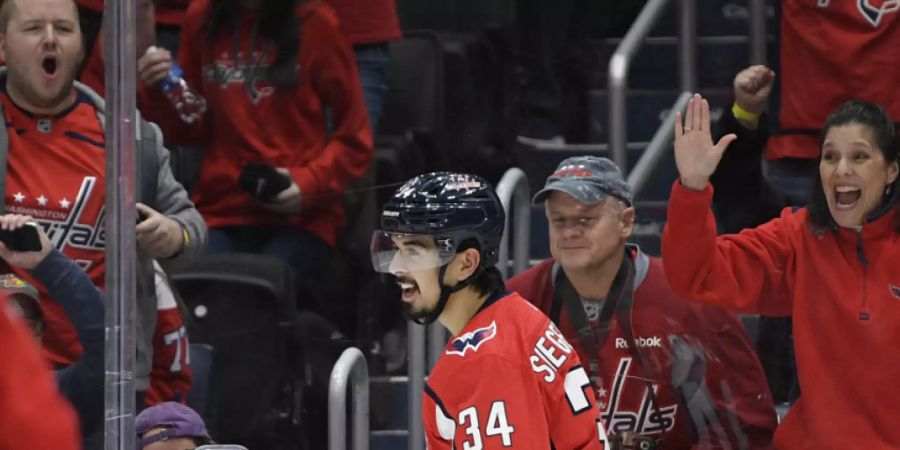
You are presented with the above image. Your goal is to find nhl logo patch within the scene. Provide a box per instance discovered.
[37,119,52,134]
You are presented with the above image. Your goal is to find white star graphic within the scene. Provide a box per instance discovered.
[13,192,25,203]
[60,198,71,209]
[37,195,48,206]
[597,387,608,398]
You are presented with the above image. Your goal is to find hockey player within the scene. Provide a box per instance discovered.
[372,172,607,449]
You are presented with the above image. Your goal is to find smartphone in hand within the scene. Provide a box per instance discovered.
[0,222,42,252]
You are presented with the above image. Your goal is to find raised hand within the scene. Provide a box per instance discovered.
[673,94,737,191]
[733,65,775,116]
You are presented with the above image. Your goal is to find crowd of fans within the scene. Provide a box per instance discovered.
[0,0,897,448]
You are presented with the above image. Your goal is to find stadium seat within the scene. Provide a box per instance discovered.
[168,253,301,449]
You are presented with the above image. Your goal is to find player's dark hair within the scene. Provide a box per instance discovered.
[807,99,900,232]
[457,239,506,297]
[205,0,301,88]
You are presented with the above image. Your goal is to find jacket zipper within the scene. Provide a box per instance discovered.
[855,231,870,321]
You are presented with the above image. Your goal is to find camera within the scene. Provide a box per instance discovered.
[610,432,658,450]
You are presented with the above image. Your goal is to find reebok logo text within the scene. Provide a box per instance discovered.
[615,336,662,349]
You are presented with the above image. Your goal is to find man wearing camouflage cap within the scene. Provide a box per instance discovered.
[507,156,777,449]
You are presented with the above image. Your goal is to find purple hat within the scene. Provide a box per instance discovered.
[136,402,209,448]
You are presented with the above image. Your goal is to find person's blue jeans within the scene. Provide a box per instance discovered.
[207,226,330,294]
[354,42,392,133]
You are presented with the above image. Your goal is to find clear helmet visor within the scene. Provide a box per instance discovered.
[370,231,457,274]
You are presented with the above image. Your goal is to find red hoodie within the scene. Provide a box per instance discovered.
[142,0,372,246]
[662,181,900,449]
[0,303,80,449]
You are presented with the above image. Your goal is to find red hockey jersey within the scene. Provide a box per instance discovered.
[1,84,108,367]
[146,266,192,405]
[423,291,608,450]
[767,0,900,160]
[508,249,776,449]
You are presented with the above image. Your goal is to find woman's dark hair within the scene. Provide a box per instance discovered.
[807,99,900,231]
[457,239,506,296]
[205,0,301,88]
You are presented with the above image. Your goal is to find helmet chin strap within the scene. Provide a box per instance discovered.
[412,264,481,326]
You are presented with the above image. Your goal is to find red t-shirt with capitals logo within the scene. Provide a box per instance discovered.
[1,83,107,366]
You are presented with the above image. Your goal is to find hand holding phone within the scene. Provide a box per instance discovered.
[238,163,292,202]
[0,222,43,252]
[0,215,51,270]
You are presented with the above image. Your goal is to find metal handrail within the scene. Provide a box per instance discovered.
[749,0,767,65]
[328,347,369,450]
[496,167,531,279]
[627,92,692,196]
[407,322,426,450]
[679,0,697,93]
[609,0,697,179]
[608,0,671,169]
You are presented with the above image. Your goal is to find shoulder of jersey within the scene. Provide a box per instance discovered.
[443,293,547,359]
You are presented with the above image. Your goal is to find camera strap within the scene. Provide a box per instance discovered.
[551,247,667,444]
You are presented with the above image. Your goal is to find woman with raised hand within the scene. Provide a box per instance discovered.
[662,93,900,448]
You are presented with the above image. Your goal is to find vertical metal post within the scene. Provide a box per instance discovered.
[103,0,138,447]
[496,168,531,279]
[749,0,767,65]
[608,54,630,171]
[678,0,697,93]
[328,347,370,450]
[428,324,446,370]
[407,322,426,450]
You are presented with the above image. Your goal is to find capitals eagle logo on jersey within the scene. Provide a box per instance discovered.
[446,321,497,356]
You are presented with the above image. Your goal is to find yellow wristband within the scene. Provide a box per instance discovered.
[181,226,190,249]
[732,103,761,125]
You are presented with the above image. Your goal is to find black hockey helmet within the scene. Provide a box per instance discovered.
[372,172,505,273]
[371,172,506,325]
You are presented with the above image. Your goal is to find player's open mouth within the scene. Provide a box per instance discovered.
[834,185,862,210]
[398,279,419,302]
[42,56,58,77]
